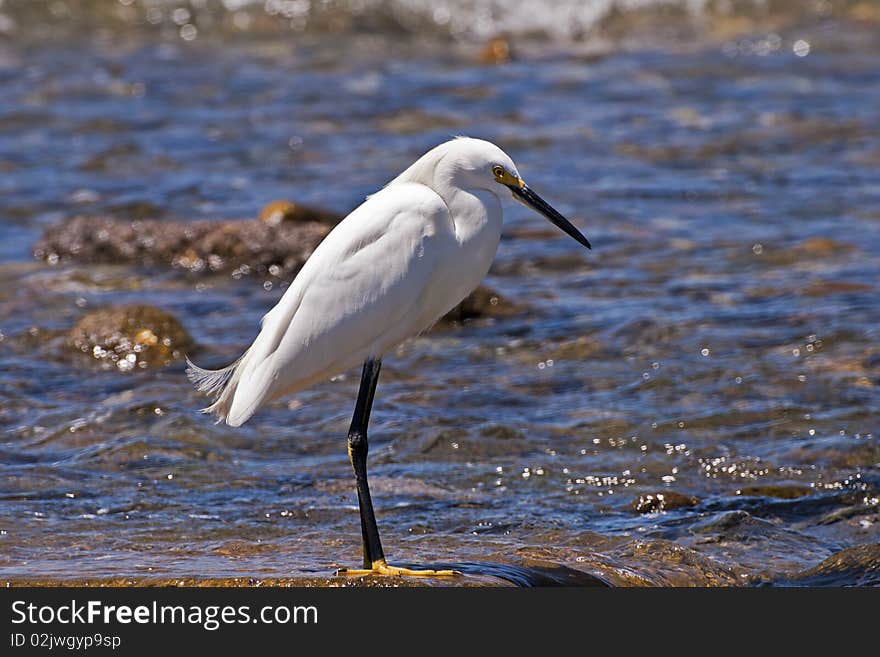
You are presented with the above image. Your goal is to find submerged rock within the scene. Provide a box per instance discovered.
[735,484,814,500]
[375,109,466,135]
[734,236,859,270]
[439,285,523,324]
[543,335,603,361]
[34,214,331,280]
[617,117,869,164]
[258,199,341,227]
[604,539,744,586]
[68,304,194,370]
[803,279,873,297]
[630,491,700,514]
[316,476,454,499]
[783,543,880,587]
[478,37,513,65]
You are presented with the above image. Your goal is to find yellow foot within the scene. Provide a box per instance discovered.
[337,558,459,577]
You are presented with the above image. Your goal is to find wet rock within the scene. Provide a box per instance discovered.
[686,510,830,558]
[211,541,282,557]
[77,141,142,172]
[258,199,342,227]
[863,350,880,371]
[689,510,761,538]
[439,285,523,324]
[543,335,603,361]
[749,237,857,267]
[316,476,453,499]
[479,424,528,441]
[375,109,466,135]
[803,280,873,297]
[478,37,513,64]
[413,424,531,461]
[619,116,870,167]
[613,317,685,347]
[460,558,609,586]
[798,237,855,257]
[605,539,744,586]
[708,487,874,526]
[67,304,194,370]
[490,251,589,277]
[658,509,835,577]
[801,353,877,390]
[104,200,167,221]
[34,215,331,280]
[783,543,880,587]
[816,499,880,526]
[850,2,880,22]
[2,575,461,588]
[630,491,699,514]
[735,484,814,500]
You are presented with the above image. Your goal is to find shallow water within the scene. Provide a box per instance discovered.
[1,5,879,586]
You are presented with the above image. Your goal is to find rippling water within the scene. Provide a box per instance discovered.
[1,4,879,585]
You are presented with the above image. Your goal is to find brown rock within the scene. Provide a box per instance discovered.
[258,199,341,227]
[606,539,743,586]
[786,543,880,587]
[34,215,331,281]
[630,491,700,514]
[375,109,465,135]
[544,335,602,361]
[439,285,522,324]
[803,280,873,297]
[735,484,814,500]
[478,37,512,65]
[798,237,854,257]
[68,304,194,370]
[850,2,880,22]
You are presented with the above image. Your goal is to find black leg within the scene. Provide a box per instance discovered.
[339,358,457,577]
[347,357,385,569]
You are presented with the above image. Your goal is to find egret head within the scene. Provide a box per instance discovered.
[490,161,591,250]
[396,137,591,250]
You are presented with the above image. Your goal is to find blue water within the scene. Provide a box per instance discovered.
[1,26,878,584]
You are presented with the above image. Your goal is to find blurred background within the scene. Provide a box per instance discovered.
[1,0,878,586]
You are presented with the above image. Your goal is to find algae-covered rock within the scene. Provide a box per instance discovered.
[34,214,332,281]
[735,484,814,500]
[630,491,700,514]
[68,304,194,370]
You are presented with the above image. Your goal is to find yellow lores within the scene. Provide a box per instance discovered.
[492,164,524,189]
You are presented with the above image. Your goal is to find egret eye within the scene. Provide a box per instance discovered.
[492,165,505,178]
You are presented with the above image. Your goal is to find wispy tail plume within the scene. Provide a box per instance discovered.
[185,351,248,423]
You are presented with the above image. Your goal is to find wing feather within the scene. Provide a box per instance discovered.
[203,183,450,426]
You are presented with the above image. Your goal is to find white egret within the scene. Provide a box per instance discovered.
[187,137,591,577]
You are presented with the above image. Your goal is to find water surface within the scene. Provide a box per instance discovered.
[1,2,878,586]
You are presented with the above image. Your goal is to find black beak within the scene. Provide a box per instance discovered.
[508,184,591,250]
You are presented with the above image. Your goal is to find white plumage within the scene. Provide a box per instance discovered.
[188,137,589,427]
[188,138,509,425]
[187,136,592,576]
